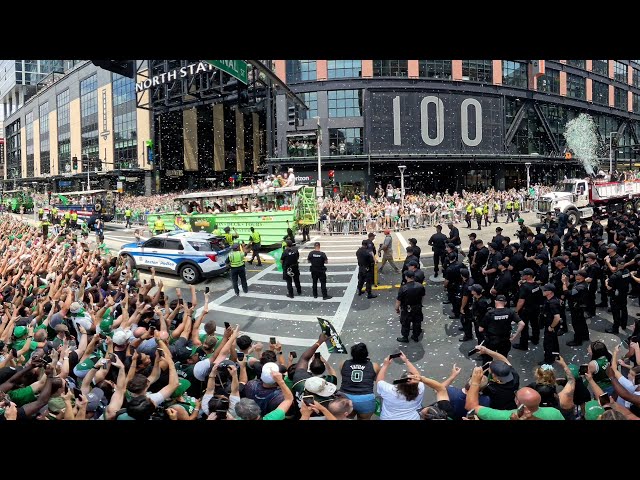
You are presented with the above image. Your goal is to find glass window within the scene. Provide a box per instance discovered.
[537,68,560,94]
[613,61,627,83]
[327,60,361,79]
[372,60,408,77]
[327,90,363,117]
[614,87,627,110]
[462,60,493,83]
[5,119,21,179]
[286,135,317,157]
[287,92,317,126]
[328,128,363,156]
[164,240,183,250]
[112,73,138,169]
[592,60,608,76]
[57,89,71,174]
[39,101,50,175]
[80,74,99,169]
[25,111,34,178]
[592,80,609,105]
[286,60,316,83]
[418,60,452,79]
[633,93,639,114]
[566,73,586,100]
[143,239,164,249]
[566,60,586,69]
[633,68,640,88]
[502,60,528,88]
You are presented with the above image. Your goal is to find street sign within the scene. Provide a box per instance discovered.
[205,60,248,85]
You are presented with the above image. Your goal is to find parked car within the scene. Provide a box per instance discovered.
[118,231,231,284]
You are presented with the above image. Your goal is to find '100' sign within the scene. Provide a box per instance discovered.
[392,95,482,146]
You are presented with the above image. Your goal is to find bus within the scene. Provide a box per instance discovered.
[147,184,318,247]
[1,190,34,213]
[46,189,115,224]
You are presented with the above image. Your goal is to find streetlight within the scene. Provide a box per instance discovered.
[314,116,322,198]
[525,162,532,191]
[398,165,406,208]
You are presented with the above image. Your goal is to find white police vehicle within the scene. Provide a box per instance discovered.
[118,231,231,284]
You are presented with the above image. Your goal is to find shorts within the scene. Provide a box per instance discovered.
[342,392,376,414]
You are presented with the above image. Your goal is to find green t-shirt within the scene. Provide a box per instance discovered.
[477,406,565,420]
[263,408,286,420]
[9,386,37,407]
[12,339,37,360]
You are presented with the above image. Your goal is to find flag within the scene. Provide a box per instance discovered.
[58,194,69,206]
[317,317,347,354]
[272,247,283,272]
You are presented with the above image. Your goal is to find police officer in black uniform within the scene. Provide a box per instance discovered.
[469,284,492,345]
[583,252,600,318]
[491,260,513,305]
[492,227,505,252]
[406,261,425,285]
[307,242,331,300]
[599,243,620,307]
[444,252,463,319]
[395,270,426,343]
[356,240,377,299]
[590,216,604,239]
[408,238,421,266]
[513,268,543,350]
[365,232,377,256]
[540,283,562,365]
[471,239,489,289]
[467,232,478,263]
[282,239,302,298]
[563,268,589,346]
[401,246,420,285]
[428,225,448,278]
[551,257,571,334]
[478,295,523,364]
[458,268,475,342]
[606,258,631,334]
[483,242,502,291]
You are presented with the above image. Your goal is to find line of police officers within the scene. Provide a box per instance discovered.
[436,212,638,366]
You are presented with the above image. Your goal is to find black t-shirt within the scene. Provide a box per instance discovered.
[356,247,374,268]
[493,270,512,295]
[480,307,519,339]
[492,235,505,249]
[486,366,520,410]
[535,264,550,285]
[547,235,561,255]
[397,282,426,306]
[473,247,489,270]
[429,233,448,251]
[448,227,461,246]
[282,247,300,269]
[307,250,328,272]
[543,296,562,327]
[518,282,543,312]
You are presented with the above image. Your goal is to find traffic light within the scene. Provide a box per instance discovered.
[72,156,78,170]
[328,170,335,179]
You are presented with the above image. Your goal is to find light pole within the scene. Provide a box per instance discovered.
[315,116,322,198]
[398,165,406,208]
[525,162,532,190]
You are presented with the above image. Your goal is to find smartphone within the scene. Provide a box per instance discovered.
[621,340,630,349]
[205,286,210,294]
[138,294,143,303]
[466,410,478,420]
[516,404,526,418]
[99,333,107,340]
[482,361,492,370]
[68,340,77,350]
[579,364,589,376]
[302,395,315,406]
[389,352,402,360]
[144,279,147,285]
[598,393,611,407]
[314,352,321,359]
[224,322,231,330]
[109,353,117,363]
[149,326,156,335]
[290,351,297,359]
[11,348,17,357]
[551,352,560,359]
[270,337,276,345]
[393,377,411,385]
[237,352,245,361]
[467,340,485,357]
[102,360,109,370]
[42,355,53,364]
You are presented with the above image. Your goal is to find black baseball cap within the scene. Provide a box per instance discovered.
[535,253,547,260]
[541,283,556,293]
[460,268,470,277]
[520,268,535,276]
[488,242,499,250]
[495,227,503,232]
[574,269,588,277]
[495,295,507,303]
[404,270,416,279]
[470,284,484,294]
[468,232,477,238]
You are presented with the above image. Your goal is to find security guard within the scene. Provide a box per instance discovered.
[70,210,78,230]
[226,243,248,296]
[395,269,426,343]
[605,258,630,334]
[469,284,492,344]
[483,203,491,227]
[125,207,132,228]
[247,227,262,266]
[514,199,521,219]
[401,246,420,286]
[213,226,221,236]
[563,268,589,346]
[513,268,543,350]
[428,225,448,278]
[38,206,44,221]
[505,199,514,224]
[356,240,377,299]
[583,252,601,318]
[224,226,239,246]
[307,241,330,300]
[40,214,51,239]
[282,239,301,298]
[408,238,421,266]
[51,205,59,224]
[153,216,166,235]
[444,252,463,319]
[474,205,483,230]
[465,202,474,228]
[458,268,475,341]
[540,283,562,365]
[365,232,377,256]
[493,201,500,223]
[479,295,524,364]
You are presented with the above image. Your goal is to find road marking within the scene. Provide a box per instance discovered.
[211,327,329,353]
[239,292,343,303]
[299,248,359,253]
[208,304,324,322]
[288,271,354,276]
[373,285,393,290]
[324,268,359,352]
[257,280,350,287]
[395,231,409,250]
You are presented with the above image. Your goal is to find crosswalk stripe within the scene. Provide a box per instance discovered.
[239,292,343,303]
[211,327,329,352]
[257,280,350,287]
[209,304,324,322]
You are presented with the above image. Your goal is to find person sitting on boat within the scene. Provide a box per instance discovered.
[285,168,296,187]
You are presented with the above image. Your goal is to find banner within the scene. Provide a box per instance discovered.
[272,247,283,272]
[58,194,69,206]
[317,317,347,354]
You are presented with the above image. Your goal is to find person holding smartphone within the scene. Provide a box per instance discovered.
[375,352,424,420]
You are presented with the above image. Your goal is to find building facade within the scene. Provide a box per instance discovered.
[2,60,152,194]
[270,60,640,194]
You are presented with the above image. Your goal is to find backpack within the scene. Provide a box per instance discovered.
[252,386,281,416]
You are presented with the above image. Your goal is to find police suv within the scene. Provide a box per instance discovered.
[118,231,231,284]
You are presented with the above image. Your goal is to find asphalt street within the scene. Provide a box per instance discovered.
[15,211,635,405]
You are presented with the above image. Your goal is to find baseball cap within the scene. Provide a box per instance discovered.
[13,326,27,339]
[460,268,469,277]
[517,218,524,223]
[171,378,191,399]
[260,362,280,384]
[48,396,67,414]
[554,206,560,210]
[584,399,605,420]
[86,388,107,412]
[495,227,503,231]
[468,232,477,238]
[495,295,507,303]
[407,261,419,268]
[489,360,514,383]
[534,253,547,260]
[554,257,567,265]
[70,302,83,314]
[99,319,112,333]
[586,252,597,260]
[404,270,416,279]
[408,238,417,244]
[520,268,535,276]
[112,329,131,346]
[488,242,498,250]
[574,269,588,277]
[607,244,618,250]
[368,232,376,237]
[541,283,556,293]
[383,229,391,234]
[448,252,458,261]
[304,376,337,397]
[475,239,484,245]
[470,284,484,294]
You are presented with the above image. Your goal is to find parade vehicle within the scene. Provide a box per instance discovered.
[118,231,231,284]
[46,189,115,225]
[146,184,318,247]
[2,190,34,213]
[534,177,640,223]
